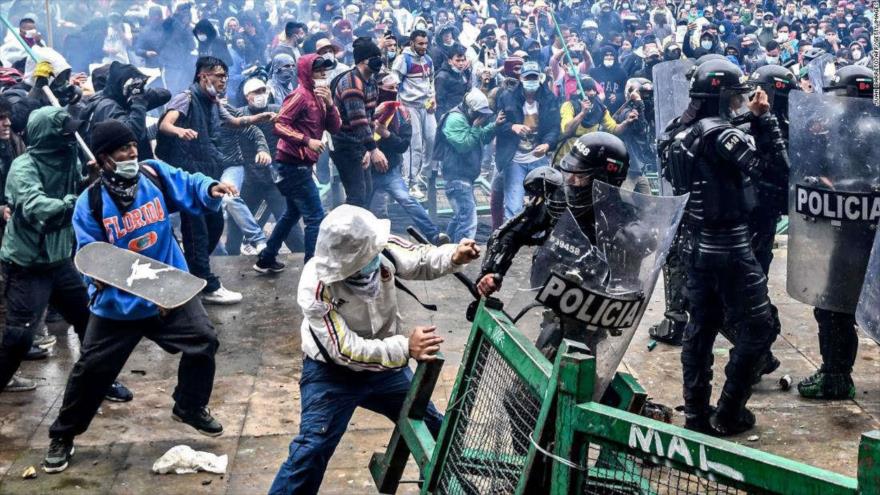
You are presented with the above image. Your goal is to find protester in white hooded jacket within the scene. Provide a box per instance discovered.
[270,205,480,494]
[298,205,480,371]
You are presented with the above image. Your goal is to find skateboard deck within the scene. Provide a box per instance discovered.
[74,242,206,309]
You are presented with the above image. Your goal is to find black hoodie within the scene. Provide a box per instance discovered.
[589,47,628,113]
[194,19,233,67]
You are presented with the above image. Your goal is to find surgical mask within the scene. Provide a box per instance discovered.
[24,29,36,39]
[387,50,397,60]
[197,33,208,42]
[251,93,268,108]
[764,22,774,28]
[776,33,788,42]
[112,158,140,179]
[205,82,219,98]
[314,78,329,88]
[367,57,384,72]
[766,55,779,63]
[701,40,713,50]
[603,59,614,67]
[852,49,863,60]
[359,255,382,275]
[522,80,540,92]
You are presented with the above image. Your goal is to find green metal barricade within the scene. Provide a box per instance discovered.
[370,301,880,494]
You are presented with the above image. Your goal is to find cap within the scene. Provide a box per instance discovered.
[464,89,493,115]
[242,78,266,95]
[521,61,541,77]
[315,38,342,54]
[312,56,335,71]
[90,119,135,156]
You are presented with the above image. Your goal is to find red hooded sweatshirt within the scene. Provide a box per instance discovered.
[274,53,342,165]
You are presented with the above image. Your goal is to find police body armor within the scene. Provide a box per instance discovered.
[787,91,880,313]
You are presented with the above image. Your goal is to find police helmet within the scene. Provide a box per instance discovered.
[749,64,797,112]
[556,133,629,215]
[523,166,566,219]
[824,65,874,98]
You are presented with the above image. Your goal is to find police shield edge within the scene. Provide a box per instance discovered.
[857,228,880,344]
[533,182,688,400]
[786,91,880,313]
[652,59,694,139]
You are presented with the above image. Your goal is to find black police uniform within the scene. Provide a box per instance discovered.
[664,60,786,436]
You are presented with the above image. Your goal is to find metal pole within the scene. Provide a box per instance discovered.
[0,13,95,162]
[547,10,586,99]
[44,0,53,47]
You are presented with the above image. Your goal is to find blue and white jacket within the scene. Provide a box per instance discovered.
[72,159,221,320]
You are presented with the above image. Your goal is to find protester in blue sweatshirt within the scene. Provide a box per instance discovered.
[42,120,235,475]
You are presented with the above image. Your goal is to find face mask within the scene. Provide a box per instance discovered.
[383,49,396,60]
[24,29,36,39]
[603,59,614,67]
[622,3,630,9]
[522,80,540,92]
[701,40,713,50]
[766,55,779,63]
[359,255,382,275]
[486,58,497,68]
[764,22,774,28]
[277,68,295,83]
[314,78,329,88]
[638,4,647,10]
[777,33,788,42]
[197,33,208,42]
[112,158,140,179]
[484,39,497,49]
[251,93,268,108]
[852,49,863,60]
[205,81,219,98]
[367,57,384,72]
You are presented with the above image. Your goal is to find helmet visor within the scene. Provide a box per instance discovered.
[720,88,752,120]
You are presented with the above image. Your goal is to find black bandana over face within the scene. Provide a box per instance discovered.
[100,168,139,209]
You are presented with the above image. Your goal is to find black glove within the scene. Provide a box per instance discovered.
[143,88,172,111]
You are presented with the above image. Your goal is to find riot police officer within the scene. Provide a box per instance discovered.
[797,65,876,400]
[664,59,786,436]
[476,132,629,358]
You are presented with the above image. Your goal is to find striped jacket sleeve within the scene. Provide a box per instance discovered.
[274,92,309,145]
[384,235,463,281]
[299,279,410,371]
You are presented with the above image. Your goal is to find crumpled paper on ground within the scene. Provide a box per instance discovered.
[151,445,228,475]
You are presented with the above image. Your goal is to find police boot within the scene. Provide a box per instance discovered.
[797,367,856,400]
[649,318,685,346]
[709,391,756,437]
[751,352,781,384]
[683,386,714,434]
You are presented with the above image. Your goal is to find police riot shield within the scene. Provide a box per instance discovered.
[856,228,880,344]
[787,91,880,313]
[807,52,836,94]
[532,182,688,400]
[652,59,694,139]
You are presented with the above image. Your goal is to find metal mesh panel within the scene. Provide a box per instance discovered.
[578,441,756,495]
[436,338,543,494]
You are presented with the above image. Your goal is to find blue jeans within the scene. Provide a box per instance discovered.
[445,179,478,242]
[221,165,267,245]
[260,165,324,263]
[370,168,440,241]
[269,357,444,495]
[503,157,549,220]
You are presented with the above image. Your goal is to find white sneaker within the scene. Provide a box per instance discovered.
[6,373,36,392]
[201,285,242,305]
[240,244,258,256]
[409,185,425,200]
[255,241,267,255]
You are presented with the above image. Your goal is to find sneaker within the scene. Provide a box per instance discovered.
[172,404,224,437]
[797,370,856,400]
[5,374,36,392]
[33,330,57,349]
[42,437,75,473]
[104,381,134,402]
[253,257,286,274]
[255,241,267,254]
[409,185,425,200]
[240,243,258,256]
[433,233,451,245]
[25,344,49,360]
[201,285,242,305]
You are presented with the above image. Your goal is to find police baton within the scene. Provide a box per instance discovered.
[0,13,96,163]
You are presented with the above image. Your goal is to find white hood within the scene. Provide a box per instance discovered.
[313,205,391,284]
